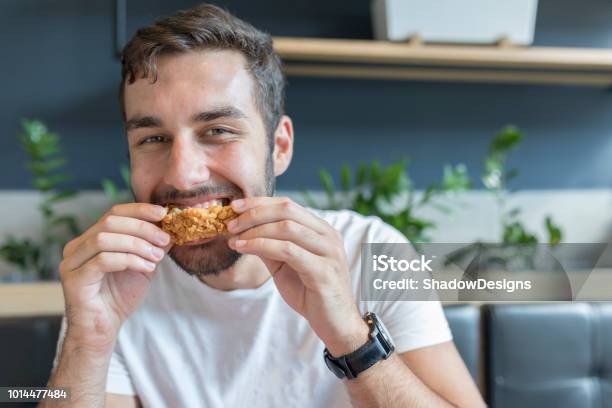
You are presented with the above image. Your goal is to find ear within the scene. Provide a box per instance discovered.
[272,115,294,177]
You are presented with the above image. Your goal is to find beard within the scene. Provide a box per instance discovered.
[148,152,276,279]
[167,235,242,277]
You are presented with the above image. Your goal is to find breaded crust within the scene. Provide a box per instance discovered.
[161,205,238,245]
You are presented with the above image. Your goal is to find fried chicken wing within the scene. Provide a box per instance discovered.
[161,205,237,245]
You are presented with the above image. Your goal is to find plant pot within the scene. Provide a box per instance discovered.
[371,0,539,45]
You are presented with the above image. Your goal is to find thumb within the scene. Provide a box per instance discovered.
[259,257,283,277]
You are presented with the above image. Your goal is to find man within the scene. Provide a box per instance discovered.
[46,4,485,407]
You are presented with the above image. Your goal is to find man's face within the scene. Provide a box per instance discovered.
[124,50,276,277]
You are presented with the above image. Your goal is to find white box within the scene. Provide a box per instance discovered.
[372,0,539,45]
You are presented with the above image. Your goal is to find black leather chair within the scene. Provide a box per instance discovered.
[0,315,62,408]
[485,303,612,408]
[6,304,611,407]
[444,304,481,382]
[0,316,62,388]
[0,308,482,392]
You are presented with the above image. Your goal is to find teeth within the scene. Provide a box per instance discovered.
[191,199,225,209]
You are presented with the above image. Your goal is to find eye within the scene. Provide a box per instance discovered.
[140,135,166,145]
[205,128,232,136]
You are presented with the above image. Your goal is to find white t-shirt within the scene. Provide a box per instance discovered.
[52,209,451,407]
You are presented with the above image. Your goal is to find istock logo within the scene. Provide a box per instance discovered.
[372,254,435,273]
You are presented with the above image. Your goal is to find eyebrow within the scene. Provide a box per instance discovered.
[125,106,248,132]
[125,116,163,132]
[192,106,248,123]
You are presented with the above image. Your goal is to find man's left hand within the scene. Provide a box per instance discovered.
[227,197,368,356]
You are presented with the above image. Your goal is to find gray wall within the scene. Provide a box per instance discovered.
[1,0,612,191]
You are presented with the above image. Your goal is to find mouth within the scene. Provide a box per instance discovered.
[163,196,233,209]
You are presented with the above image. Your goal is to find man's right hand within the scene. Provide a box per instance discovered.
[59,203,171,352]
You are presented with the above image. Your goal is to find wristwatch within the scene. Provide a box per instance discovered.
[323,312,395,380]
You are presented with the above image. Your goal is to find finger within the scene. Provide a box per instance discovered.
[63,203,167,257]
[63,252,157,286]
[65,215,170,258]
[231,196,286,212]
[233,220,331,256]
[228,198,330,236]
[230,237,325,282]
[63,232,167,272]
[107,203,168,222]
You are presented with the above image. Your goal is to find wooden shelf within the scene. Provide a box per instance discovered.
[0,282,64,317]
[273,37,612,86]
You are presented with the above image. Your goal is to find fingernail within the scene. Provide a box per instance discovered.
[232,199,244,210]
[143,260,156,271]
[156,206,168,217]
[157,232,170,245]
[150,246,164,259]
[235,239,246,248]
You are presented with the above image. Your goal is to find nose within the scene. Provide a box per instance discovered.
[163,133,211,191]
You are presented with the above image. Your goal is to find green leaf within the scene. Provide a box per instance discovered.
[442,163,471,192]
[482,157,503,191]
[304,158,466,243]
[374,192,409,216]
[33,173,71,191]
[11,119,83,278]
[482,125,525,194]
[0,236,40,271]
[356,163,368,186]
[419,184,438,206]
[502,221,538,245]
[39,203,54,218]
[102,178,119,201]
[120,165,131,189]
[25,158,66,174]
[545,216,563,245]
[318,169,337,209]
[355,200,370,216]
[490,125,524,154]
[301,190,319,208]
[21,119,47,143]
[370,160,381,181]
[33,178,51,191]
[340,164,351,192]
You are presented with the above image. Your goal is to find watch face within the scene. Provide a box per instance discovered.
[379,323,395,349]
[369,312,395,350]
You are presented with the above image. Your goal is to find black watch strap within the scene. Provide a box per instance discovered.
[323,312,395,379]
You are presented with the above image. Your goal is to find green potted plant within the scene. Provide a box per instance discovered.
[445,126,568,300]
[101,165,132,205]
[0,120,81,281]
[303,159,471,244]
[0,120,132,282]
